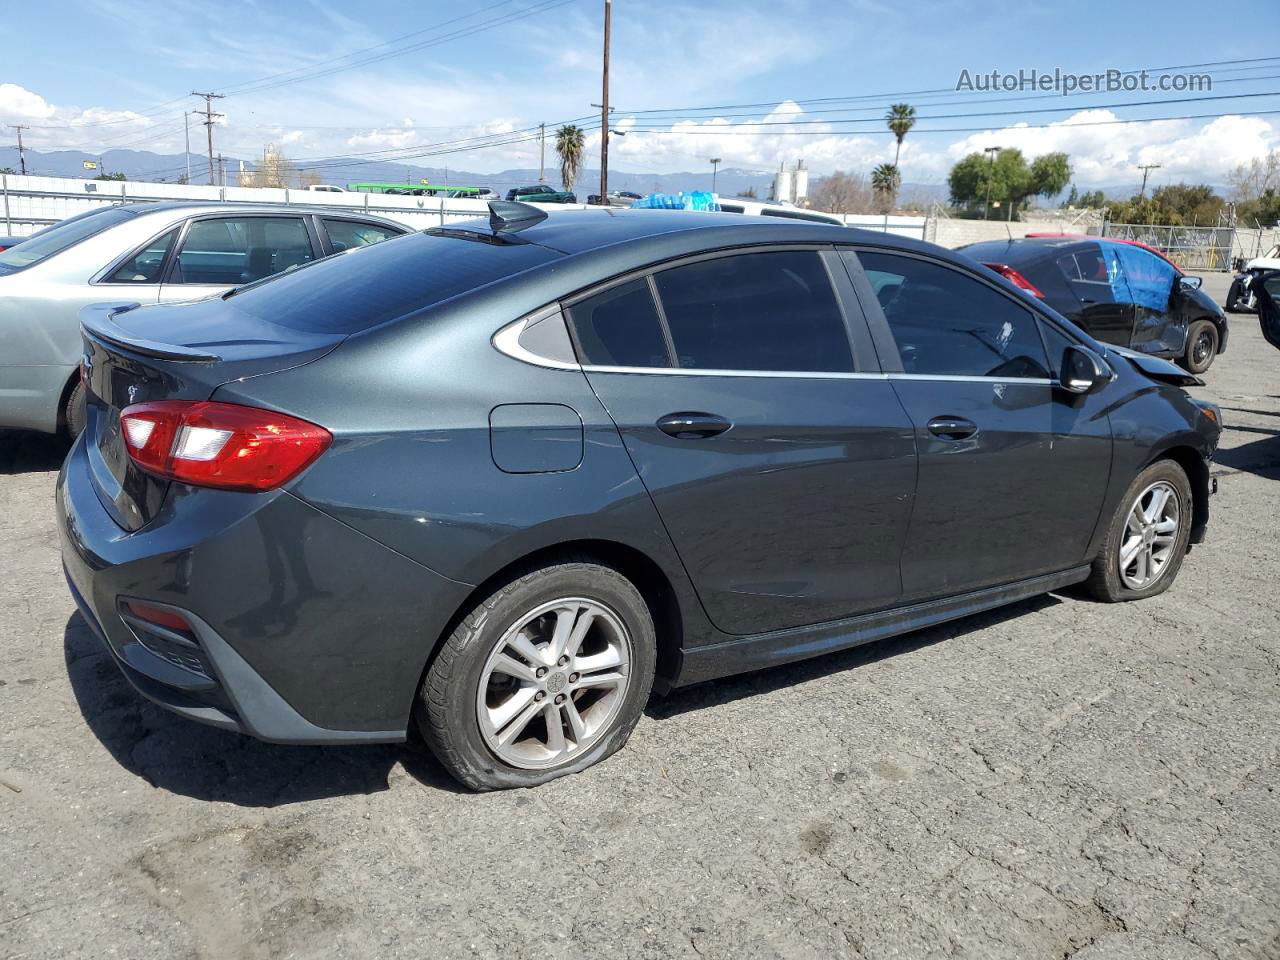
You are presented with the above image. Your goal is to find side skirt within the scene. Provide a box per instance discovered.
[674,566,1091,686]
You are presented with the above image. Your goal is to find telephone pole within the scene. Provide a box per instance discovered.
[10,125,27,175]
[539,122,546,182]
[599,0,611,203]
[183,113,192,183]
[1138,163,1161,198]
[191,91,224,186]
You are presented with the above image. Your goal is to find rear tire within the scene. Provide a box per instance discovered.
[1181,320,1218,374]
[417,561,656,791]
[1083,460,1192,603]
[63,379,87,438]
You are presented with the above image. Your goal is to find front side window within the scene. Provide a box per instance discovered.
[1112,244,1177,311]
[565,278,671,368]
[653,250,855,372]
[853,250,1050,379]
[322,219,400,253]
[174,217,314,285]
[105,228,177,283]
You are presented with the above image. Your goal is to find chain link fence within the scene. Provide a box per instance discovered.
[1101,222,1236,272]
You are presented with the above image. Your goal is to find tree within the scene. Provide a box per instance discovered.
[1229,150,1280,224]
[1107,183,1224,226]
[871,163,900,213]
[555,125,585,192]
[740,185,758,199]
[95,172,127,181]
[809,170,874,214]
[947,148,1071,219]
[0,167,15,175]
[884,103,915,208]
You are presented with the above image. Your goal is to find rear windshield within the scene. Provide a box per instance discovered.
[0,205,138,274]
[226,230,561,333]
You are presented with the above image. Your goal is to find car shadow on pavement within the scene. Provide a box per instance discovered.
[1214,424,1280,480]
[0,430,71,475]
[63,613,468,804]
[648,593,1061,720]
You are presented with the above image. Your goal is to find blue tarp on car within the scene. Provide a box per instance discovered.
[630,191,720,211]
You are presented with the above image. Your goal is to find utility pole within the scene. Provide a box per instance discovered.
[191,91,224,186]
[599,0,611,204]
[1138,163,1161,199]
[10,125,27,176]
[539,122,546,183]
[217,153,224,187]
[982,145,1001,220]
[184,113,192,183]
[710,157,721,193]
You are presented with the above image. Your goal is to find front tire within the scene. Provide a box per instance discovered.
[417,561,656,791]
[1181,320,1218,374]
[1083,460,1192,603]
[1224,278,1244,313]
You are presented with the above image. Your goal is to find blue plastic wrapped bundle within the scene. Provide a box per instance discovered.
[630,191,721,211]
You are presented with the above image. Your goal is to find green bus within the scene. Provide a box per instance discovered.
[346,183,493,199]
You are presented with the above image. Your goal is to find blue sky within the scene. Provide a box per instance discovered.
[3,0,1280,186]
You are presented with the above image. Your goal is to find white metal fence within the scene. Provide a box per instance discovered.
[0,173,508,235]
[0,173,930,241]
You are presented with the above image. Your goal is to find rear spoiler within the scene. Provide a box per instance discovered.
[80,302,221,363]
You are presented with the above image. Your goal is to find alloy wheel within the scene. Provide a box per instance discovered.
[1193,330,1213,366]
[1118,480,1181,590]
[476,597,632,770]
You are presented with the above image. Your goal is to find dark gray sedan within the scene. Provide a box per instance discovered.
[58,206,1221,790]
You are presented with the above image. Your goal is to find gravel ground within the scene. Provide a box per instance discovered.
[2,273,1277,960]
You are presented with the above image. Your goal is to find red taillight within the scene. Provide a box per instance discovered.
[119,400,331,492]
[984,262,1045,298]
[122,600,192,633]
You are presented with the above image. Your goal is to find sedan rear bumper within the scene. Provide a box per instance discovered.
[57,434,474,744]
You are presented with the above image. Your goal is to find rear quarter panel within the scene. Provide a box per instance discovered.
[211,285,718,649]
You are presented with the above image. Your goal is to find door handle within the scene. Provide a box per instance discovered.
[657,412,732,439]
[927,416,978,440]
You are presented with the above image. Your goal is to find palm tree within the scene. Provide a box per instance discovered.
[555,125,585,192]
[884,103,916,211]
[885,103,916,168]
[871,163,900,213]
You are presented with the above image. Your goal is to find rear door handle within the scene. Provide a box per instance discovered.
[657,412,732,439]
[927,416,978,440]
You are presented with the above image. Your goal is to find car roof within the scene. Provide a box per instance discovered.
[122,200,407,226]
[471,207,917,257]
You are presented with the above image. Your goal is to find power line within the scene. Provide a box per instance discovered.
[618,89,1279,130]
[619,107,1280,137]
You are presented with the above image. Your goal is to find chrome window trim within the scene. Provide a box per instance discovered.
[492,312,583,372]
[582,365,887,380]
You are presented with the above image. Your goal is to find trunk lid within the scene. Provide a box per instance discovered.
[80,298,345,531]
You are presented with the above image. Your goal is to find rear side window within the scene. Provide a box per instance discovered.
[175,217,315,285]
[226,232,561,334]
[322,219,401,252]
[106,228,177,283]
[0,205,137,274]
[566,278,671,367]
[653,251,855,372]
[853,250,1050,379]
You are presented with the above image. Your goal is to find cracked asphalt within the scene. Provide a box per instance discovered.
[2,274,1277,960]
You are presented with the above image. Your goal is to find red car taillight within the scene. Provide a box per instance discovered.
[983,262,1045,298]
[119,400,331,492]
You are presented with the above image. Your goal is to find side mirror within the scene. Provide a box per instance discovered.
[1059,345,1112,395]
[1178,275,1203,292]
